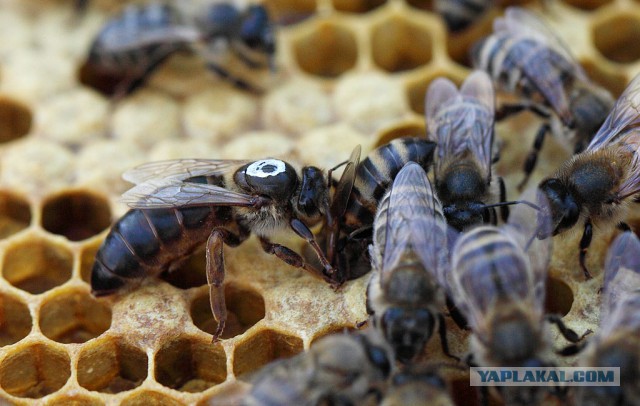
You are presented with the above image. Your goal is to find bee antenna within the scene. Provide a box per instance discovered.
[482,200,541,211]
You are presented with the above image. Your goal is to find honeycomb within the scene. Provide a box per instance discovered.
[0,0,638,404]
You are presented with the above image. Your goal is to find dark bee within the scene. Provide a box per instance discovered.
[576,231,640,406]
[426,70,522,231]
[536,73,640,279]
[91,149,360,341]
[445,195,585,405]
[434,0,494,32]
[326,137,437,283]
[366,162,453,363]
[83,2,275,96]
[472,7,614,189]
[242,330,393,406]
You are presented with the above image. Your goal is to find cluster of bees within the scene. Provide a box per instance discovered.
[84,2,640,405]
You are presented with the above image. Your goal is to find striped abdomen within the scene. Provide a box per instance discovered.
[342,137,436,233]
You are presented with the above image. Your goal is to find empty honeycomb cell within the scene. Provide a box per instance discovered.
[332,0,387,13]
[593,14,640,64]
[190,284,266,340]
[46,393,105,406]
[233,329,303,378]
[77,336,148,393]
[292,21,358,78]
[545,276,574,317]
[0,292,32,346]
[121,391,185,406]
[0,96,32,143]
[265,0,316,24]
[39,288,111,344]
[0,342,70,398]
[0,191,31,239]
[41,190,111,242]
[2,238,73,294]
[562,0,613,10]
[374,118,426,147]
[371,15,433,73]
[405,72,464,115]
[580,59,629,97]
[154,335,227,392]
[446,16,494,68]
[160,248,207,290]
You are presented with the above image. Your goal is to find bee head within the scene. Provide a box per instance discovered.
[382,308,435,363]
[296,166,328,220]
[237,159,298,203]
[240,5,275,56]
[443,201,488,231]
[537,178,580,237]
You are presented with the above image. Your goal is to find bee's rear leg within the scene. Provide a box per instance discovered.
[289,218,339,283]
[206,227,248,342]
[204,62,262,94]
[517,122,550,191]
[578,220,593,280]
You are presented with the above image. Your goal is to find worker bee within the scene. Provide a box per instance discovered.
[326,137,437,283]
[91,148,360,341]
[242,329,393,406]
[434,0,494,32]
[83,2,275,96]
[426,70,523,231]
[576,231,640,406]
[536,73,640,279]
[381,365,456,406]
[445,193,586,405]
[472,7,614,189]
[366,162,452,363]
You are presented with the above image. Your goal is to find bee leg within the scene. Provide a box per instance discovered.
[112,51,176,101]
[204,62,263,94]
[495,102,551,121]
[517,122,550,191]
[578,221,593,280]
[289,218,338,281]
[546,314,592,343]
[498,177,509,222]
[206,228,248,342]
[437,313,459,361]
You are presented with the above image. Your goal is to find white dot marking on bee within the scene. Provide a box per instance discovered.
[246,159,286,178]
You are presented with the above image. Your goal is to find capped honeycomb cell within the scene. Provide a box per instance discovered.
[41,190,111,242]
[371,14,433,73]
[154,335,226,392]
[562,0,613,10]
[121,391,185,406]
[77,336,148,393]
[0,342,71,398]
[2,238,73,294]
[233,328,303,378]
[292,20,358,78]
[545,276,574,317]
[593,13,640,64]
[190,285,266,340]
[0,191,31,239]
[332,0,387,13]
[0,96,32,143]
[0,291,32,346]
[39,288,111,344]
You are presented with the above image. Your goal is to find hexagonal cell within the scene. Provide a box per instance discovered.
[2,238,73,294]
[0,342,71,398]
[264,0,316,25]
[332,0,386,13]
[77,336,148,393]
[191,284,265,340]
[80,241,100,284]
[0,191,31,239]
[374,119,426,147]
[292,21,358,78]
[562,0,613,10]
[580,59,629,97]
[405,72,464,115]
[371,16,432,73]
[593,14,640,64]
[46,394,104,406]
[154,335,226,392]
[0,292,31,346]
[121,391,185,406]
[545,276,574,317]
[446,17,493,68]
[41,190,111,241]
[233,328,303,378]
[39,288,112,344]
[160,248,207,290]
[0,96,32,143]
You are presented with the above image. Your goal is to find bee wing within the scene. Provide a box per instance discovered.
[588,73,640,151]
[380,163,449,281]
[329,145,362,220]
[120,179,257,208]
[493,7,586,123]
[122,159,251,184]
[426,72,495,180]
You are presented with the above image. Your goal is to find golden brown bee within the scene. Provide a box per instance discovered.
[84,2,275,96]
[92,149,360,341]
[366,162,452,363]
[434,0,494,32]
[576,231,640,406]
[536,73,640,279]
[445,195,586,405]
[243,330,393,406]
[472,7,614,189]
